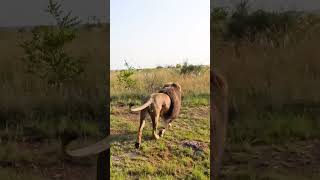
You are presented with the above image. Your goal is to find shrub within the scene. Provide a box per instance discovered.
[224,0,299,43]
[19,0,84,88]
[179,62,202,76]
[116,61,136,90]
[211,7,229,22]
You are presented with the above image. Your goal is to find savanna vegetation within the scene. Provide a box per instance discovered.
[0,1,210,179]
[0,0,109,179]
[213,1,320,179]
[110,62,210,179]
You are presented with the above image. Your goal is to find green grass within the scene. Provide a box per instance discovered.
[0,25,109,137]
[0,25,108,179]
[214,11,320,179]
[228,111,320,145]
[0,142,33,162]
[110,104,210,179]
[0,139,99,179]
[0,169,46,180]
[221,169,320,180]
[110,65,210,178]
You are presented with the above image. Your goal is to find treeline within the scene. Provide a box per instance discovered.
[211,0,320,46]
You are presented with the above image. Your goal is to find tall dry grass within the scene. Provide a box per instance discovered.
[110,67,210,102]
[213,20,320,143]
[0,25,109,137]
[214,26,320,111]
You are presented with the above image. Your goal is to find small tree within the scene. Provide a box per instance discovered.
[20,0,85,87]
[211,7,228,22]
[117,61,136,90]
[179,61,202,76]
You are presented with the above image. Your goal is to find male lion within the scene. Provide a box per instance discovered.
[131,82,182,148]
[62,76,226,179]
[61,82,182,179]
[211,69,228,179]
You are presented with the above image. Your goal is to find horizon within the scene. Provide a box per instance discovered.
[111,60,210,71]
[110,63,210,71]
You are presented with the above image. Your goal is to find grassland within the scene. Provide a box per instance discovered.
[0,25,109,180]
[0,24,211,179]
[213,11,320,180]
[110,67,210,179]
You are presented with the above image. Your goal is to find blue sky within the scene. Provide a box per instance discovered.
[111,0,210,70]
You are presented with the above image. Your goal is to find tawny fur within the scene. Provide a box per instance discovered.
[60,82,182,179]
[131,82,182,148]
[61,83,181,154]
[211,69,228,179]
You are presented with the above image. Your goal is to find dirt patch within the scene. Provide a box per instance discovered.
[221,139,320,179]
[112,105,139,122]
[1,141,97,180]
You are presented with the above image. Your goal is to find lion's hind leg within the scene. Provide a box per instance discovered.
[135,109,147,148]
[151,109,161,140]
[159,120,171,137]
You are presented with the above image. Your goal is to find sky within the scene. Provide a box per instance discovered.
[2,0,320,70]
[110,0,210,70]
[1,0,320,26]
[0,0,109,27]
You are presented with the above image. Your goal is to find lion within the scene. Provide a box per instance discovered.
[131,82,182,148]
[61,76,227,179]
[61,75,228,179]
[60,82,182,179]
[211,69,228,179]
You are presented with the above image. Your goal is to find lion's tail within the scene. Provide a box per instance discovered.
[130,98,153,112]
[65,135,115,157]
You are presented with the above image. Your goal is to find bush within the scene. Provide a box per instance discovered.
[224,0,299,43]
[179,62,202,76]
[116,61,136,90]
[211,7,228,22]
[19,0,84,88]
